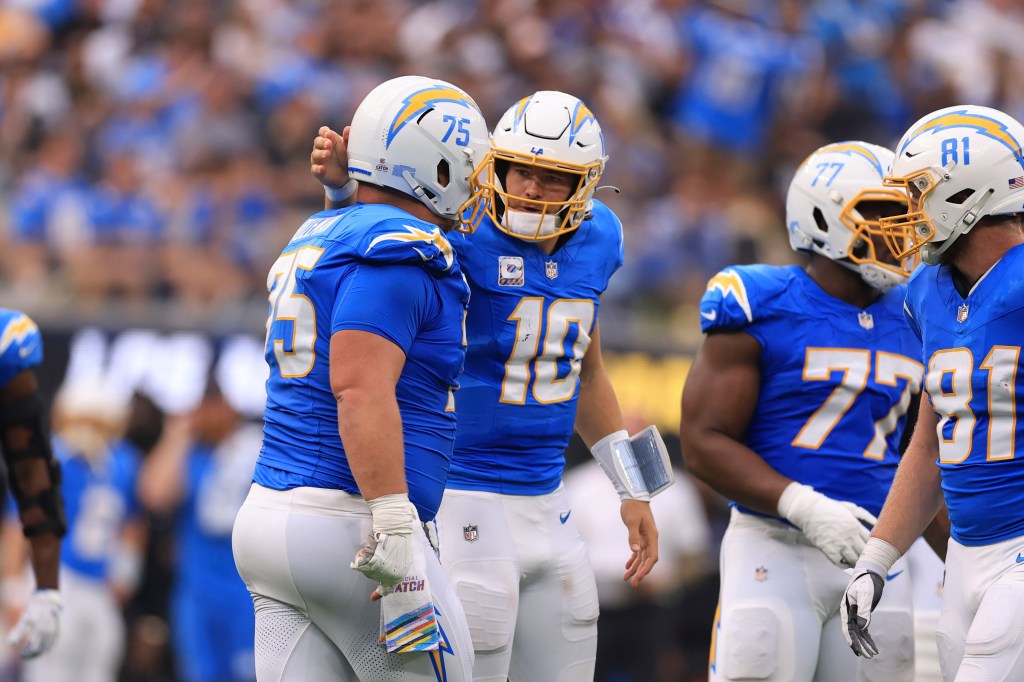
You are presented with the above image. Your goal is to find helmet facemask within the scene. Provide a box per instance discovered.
[465,147,602,240]
[879,169,942,264]
[842,190,918,290]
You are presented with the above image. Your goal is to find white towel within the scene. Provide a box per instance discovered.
[379,529,440,653]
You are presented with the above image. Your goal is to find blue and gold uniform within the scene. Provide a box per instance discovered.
[701,264,924,682]
[700,264,922,517]
[253,203,470,522]
[445,199,623,494]
[904,243,1024,546]
[432,197,623,681]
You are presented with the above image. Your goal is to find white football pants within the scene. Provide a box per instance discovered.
[710,508,914,682]
[937,535,1024,681]
[433,485,600,682]
[232,483,474,682]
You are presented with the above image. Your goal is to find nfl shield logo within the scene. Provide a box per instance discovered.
[754,566,768,582]
[957,304,969,323]
[858,311,874,330]
[545,261,558,279]
[463,525,478,542]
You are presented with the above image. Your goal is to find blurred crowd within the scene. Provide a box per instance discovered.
[3,1,1017,680]
[3,0,1024,349]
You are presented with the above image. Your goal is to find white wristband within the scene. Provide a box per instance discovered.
[591,430,652,501]
[366,493,417,536]
[854,537,902,576]
[777,481,810,518]
[325,179,358,203]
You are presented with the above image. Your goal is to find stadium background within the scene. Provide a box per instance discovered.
[0,0,1020,679]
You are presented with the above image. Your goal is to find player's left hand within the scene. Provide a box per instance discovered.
[621,499,658,586]
[7,589,61,659]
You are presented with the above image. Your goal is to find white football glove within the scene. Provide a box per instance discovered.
[777,482,877,568]
[351,493,417,596]
[840,537,902,658]
[8,589,61,659]
[841,568,885,658]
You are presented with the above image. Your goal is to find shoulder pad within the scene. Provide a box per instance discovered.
[358,217,457,275]
[584,199,625,277]
[699,265,787,333]
[0,311,42,375]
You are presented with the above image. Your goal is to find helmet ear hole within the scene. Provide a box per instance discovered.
[437,159,450,188]
[945,188,973,205]
[812,207,829,233]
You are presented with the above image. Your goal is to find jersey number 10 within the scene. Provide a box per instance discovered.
[501,298,595,404]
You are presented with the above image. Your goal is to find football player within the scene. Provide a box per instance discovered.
[842,104,1024,680]
[232,75,487,681]
[681,141,922,681]
[311,91,665,681]
[11,377,144,682]
[0,309,65,660]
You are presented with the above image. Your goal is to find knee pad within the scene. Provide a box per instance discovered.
[858,611,914,682]
[963,583,1024,658]
[721,606,779,680]
[451,560,518,653]
[935,612,967,681]
[560,545,599,641]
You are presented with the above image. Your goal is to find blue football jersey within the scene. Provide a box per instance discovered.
[59,437,142,581]
[445,199,624,495]
[905,244,1024,546]
[700,265,922,517]
[254,204,471,522]
[0,309,42,387]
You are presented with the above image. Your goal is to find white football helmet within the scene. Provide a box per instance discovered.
[464,91,608,240]
[787,141,915,291]
[880,104,1024,265]
[347,75,489,223]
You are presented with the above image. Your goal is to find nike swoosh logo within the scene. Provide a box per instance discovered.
[886,570,904,581]
[559,511,571,524]
[700,310,717,322]
[1016,553,1024,564]
[905,150,923,158]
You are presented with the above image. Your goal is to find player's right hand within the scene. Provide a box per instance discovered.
[840,568,885,658]
[311,125,350,189]
[7,589,61,659]
[350,493,418,599]
[351,531,414,598]
[777,482,877,568]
